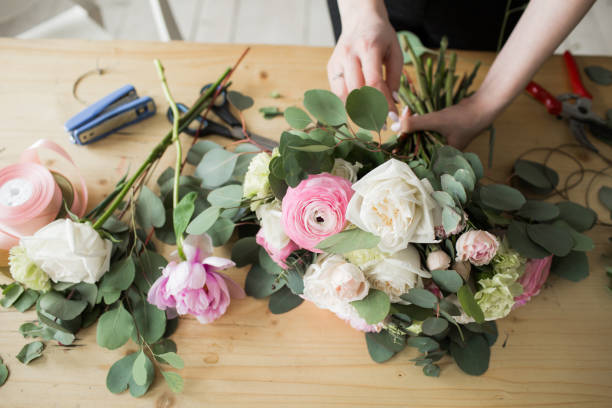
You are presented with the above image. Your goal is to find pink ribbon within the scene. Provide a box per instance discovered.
[0,140,88,250]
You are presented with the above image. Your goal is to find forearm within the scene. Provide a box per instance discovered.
[337,0,388,27]
[473,0,595,118]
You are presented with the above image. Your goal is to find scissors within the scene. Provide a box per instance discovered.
[167,83,278,150]
[525,51,612,153]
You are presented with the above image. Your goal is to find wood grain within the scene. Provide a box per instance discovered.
[0,39,611,408]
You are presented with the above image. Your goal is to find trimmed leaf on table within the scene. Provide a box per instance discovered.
[16,341,44,365]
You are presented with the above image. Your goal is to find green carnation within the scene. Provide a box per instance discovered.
[9,245,51,292]
[474,272,522,320]
[491,239,526,276]
[345,247,385,269]
[406,321,423,335]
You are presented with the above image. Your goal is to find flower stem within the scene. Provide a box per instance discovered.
[154,59,185,259]
[92,66,232,231]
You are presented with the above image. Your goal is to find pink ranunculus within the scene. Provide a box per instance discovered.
[514,255,553,308]
[455,230,499,266]
[256,229,298,269]
[147,234,244,324]
[281,174,353,252]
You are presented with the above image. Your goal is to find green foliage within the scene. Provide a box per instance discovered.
[13,289,39,312]
[551,251,589,282]
[315,228,380,254]
[0,358,8,386]
[135,185,165,232]
[431,270,463,293]
[259,106,283,119]
[507,221,550,259]
[365,332,396,363]
[131,299,166,344]
[441,174,467,204]
[401,288,438,309]
[231,237,259,267]
[162,371,184,393]
[1,283,24,308]
[516,200,559,221]
[345,86,389,132]
[268,286,304,314]
[97,257,136,304]
[157,352,184,369]
[479,184,526,211]
[599,186,612,215]
[422,317,449,336]
[96,303,134,350]
[423,364,441,377]
[457,285,484,324]
[303,89,346,126]
[406,336,439,353]
[397,31,432,64]
[132,351,152,386]
[584,65,612,85]
[350,289,390,324]
[284,106,312,129]
[173,191,197,241]
[556,201,597,232]
[553,220,594,251]
[134,250,167,294]
[206,217,235,246]
[187,206,220,235]
[195,148,238,188]
[227,90,254,110]
[39,292,87,321]
[526,223,573,257]
[450,334,490,376]
[244,264,282,299]
[16,341,44,364]
[106,352,138,394]
[514,160,559,193]
[185,141,222,165]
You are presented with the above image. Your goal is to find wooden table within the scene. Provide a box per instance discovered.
[0,39,611,408]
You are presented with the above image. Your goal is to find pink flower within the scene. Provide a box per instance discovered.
[256,229,298,269]
[455,230,499,266]
[281,174,353,252]
[147,234,244,324]
[514,256,553,308]
[426,281,443,299]
[254,201,298,269]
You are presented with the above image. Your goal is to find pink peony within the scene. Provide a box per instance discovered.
[147,234,244,324]
[256,229,298,269]
[455,230,499,266]
[514,255,553,308]
[281,174,353,252]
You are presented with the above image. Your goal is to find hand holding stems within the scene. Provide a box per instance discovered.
[329,0,595,150]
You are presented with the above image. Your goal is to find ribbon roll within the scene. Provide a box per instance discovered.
[0,139,88,251]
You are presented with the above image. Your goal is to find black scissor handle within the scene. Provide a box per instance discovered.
[200,83,241,128]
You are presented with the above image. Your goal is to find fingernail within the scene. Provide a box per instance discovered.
[392,91,400,103]
[388,111,398,122]
[390,122,400,132]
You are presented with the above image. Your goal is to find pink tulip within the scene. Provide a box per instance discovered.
[514,255,553,308]
[281,174,353,252]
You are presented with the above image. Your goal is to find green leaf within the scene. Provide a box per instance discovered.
[16,341,44,364]
[132,351,151,386]
[195,148,238,188]
[553,219,594,251]
[345,86,388,132]
[244,264,282,299]
[397,31,431,63]
[206,217,235,246]
[131,300,166,344]
[96,303,134,350]
[551,251,589,282]
[432,191,455,208]
[98,257,136,304]
[186,206,220,235]
[431,270,463,293]
[599,186,612,211]
[13,289,39,312]
[1,283,24,308]
[162,371,184,394]
[514,160,559,191]
[288,144,333,153]
[556,201,597,232]
[186,140,222,165]
[442,206,461,235]
[479,184,526,211]
[423,364,441,377]
[517,200,560,221]
[0,361,8,386]
[584,65,612,85]
[233,143,260,179]
[284,106,312,129]
[134,250,167,294]
[422,317,449,336]
[315,228,380,254]
[152,339,177,360]
[227,90,254,110]
[457,285,484,324]
[135,185,165,232]
[526,223,573,257]
[401,288,438,309]
[285,267,304,295]
[441,174,467,204]
[157,352,184,369]
[173,191,197,241]
[36,301,81,334]
[453,168,475,192]
[268,286,304,314]
[259,106,283,119]
[365,332,396,363]
[39,292,87,321]
[207,184,243,209]
[393,303,433,321]
[507,221,550,259]
[303,89,347,126]
[463,152,484,180]
[450,334,490,376]
[231,237,259,267]
[406,336,439,353]
[106,352,138,394]
[259,247,283,275]
[102,214,129,233]
[350,289,390,324]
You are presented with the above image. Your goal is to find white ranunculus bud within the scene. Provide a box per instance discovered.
[426,250,451,271]
[21,219,112,284]
[243,149,278,210]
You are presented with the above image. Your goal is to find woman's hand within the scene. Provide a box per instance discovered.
[327,0,403,113]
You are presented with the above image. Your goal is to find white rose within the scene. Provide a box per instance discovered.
[359,245,431,303]
[21,219,112,284]
[303,254,369,311]
[255,200,291,251]
[243,149,278,210]
[331,158,362,183]
[426,250,451,271]
[346,159,439,253]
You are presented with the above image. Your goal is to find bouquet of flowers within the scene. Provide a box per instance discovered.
[185,38,597,377]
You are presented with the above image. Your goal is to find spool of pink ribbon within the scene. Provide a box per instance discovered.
[0,139,88,250]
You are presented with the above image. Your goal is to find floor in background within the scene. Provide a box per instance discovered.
[1,0,612,55]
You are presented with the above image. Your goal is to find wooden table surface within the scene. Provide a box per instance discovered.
[0,39,611,408]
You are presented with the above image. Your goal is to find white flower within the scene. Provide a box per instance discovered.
[21,219,112,284]
[426,250,451,271]
[255,200,291,252]
[302,254,369,310]
[331,158,362,183]
[346,159,439,253]
[243,149,278,210]
[359,245,431,303]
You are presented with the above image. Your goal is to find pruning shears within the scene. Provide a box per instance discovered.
[525,50,612,152]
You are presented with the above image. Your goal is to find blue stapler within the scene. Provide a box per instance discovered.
[64,84,156,145]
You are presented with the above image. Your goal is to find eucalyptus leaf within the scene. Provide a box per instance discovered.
[432,191,455,208]
[441,174,467,204]
[16,341,44,364]
[244,263,282,299]
[442,207,461,235]
[186,140,222,165]
[195,148,238,188]
[423,364,441,377]
[406,336,439,353]
[551,251,589,282]
[453,168,475,192]
[268,286,304,314]
[13,289,39,312]
[397,31,431,63]
[479,184,525,211]
[231,236,259,267]
[350,289,390,324]
[157,352,184,369]
[463,152,484,180]
[288,144,333,153]
[450,334,490,376]
[584,65,612,85]
[514,160,559,191]
[0,361,7,386]
[207,217,235,246]
[526,223,572,257]
[401,288,438,309]
[507,221,550,259]
[134,250,167,294]
[345,86,388,132]
[162,371,184,394]
[187,206,220,235]
[259,247,283,275]
[107,352,138,394]
[365,332,396,363]
[303,89,346,126]
[132,351,151,386]
[552,219,594,251]
[135,185,165,232]
[1,283,24,308]
[96,304,134,350]
[599,186,612,211]
[315,228,380,254]
[556,201,597,232]
[131,300,166,344]
[517,200,560,221]
[422,317,449,336]
[39,292,87,321]
[227,90,254,110]
[432,270,463,293]
[284,106,312,129]
[207,184,243,209]
[457,285,484,324]
[97,257,136,304]
[173,191,197,241]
